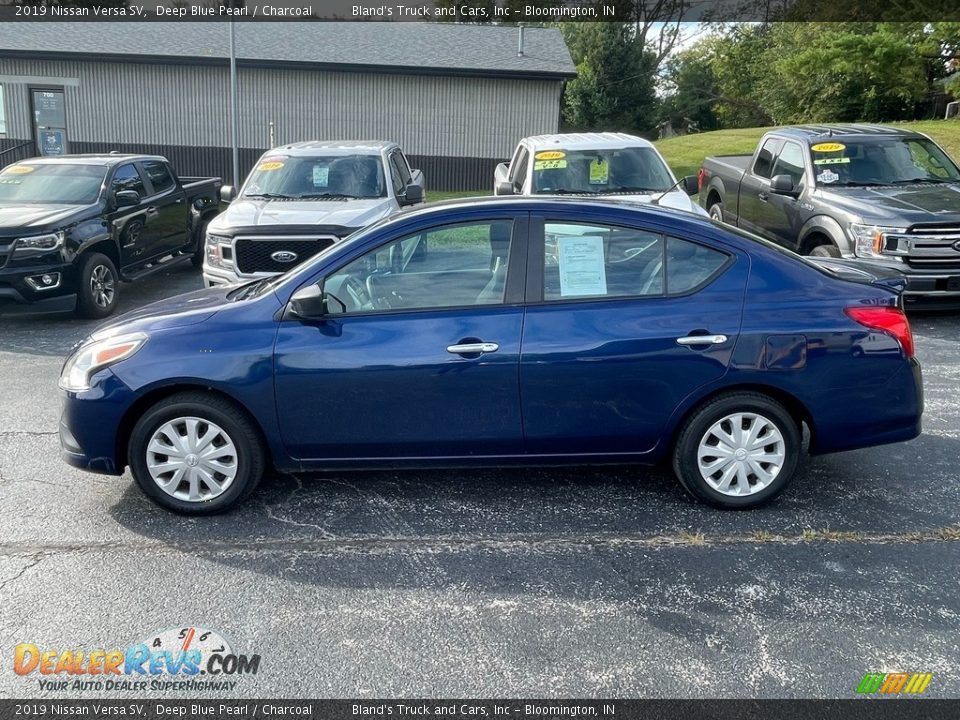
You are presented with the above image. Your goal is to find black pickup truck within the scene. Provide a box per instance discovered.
[0,154,221,318]
[699,125,960,304]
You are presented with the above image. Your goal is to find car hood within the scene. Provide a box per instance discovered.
[211,196,396,232]
[0,202,90,232]
[817,183,960,226]
[90,286,240,339]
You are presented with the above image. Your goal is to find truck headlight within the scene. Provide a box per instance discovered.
[848,224,907,260]
[12,231,65,259]
[59,332,147,392]
[205,234,232,267]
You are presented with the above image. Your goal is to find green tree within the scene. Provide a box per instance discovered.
[559,22,658,135]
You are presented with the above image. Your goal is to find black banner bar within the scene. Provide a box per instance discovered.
[1,700,959,720]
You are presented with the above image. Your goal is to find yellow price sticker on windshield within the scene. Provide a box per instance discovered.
[589,158,609,184]
[534,159,567,171]
[535,151,566,161]
[811,142,846,153]
[5,165,35,174]
[257,160,285,171]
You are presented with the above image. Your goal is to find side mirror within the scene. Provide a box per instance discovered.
[681,175,699,196]
[402,183,424,206]
[219,185,236,203]
[770,174,799,197]
[114,190,140,207]
[495,181,515,197]
[288,283,328,319]
[494,162,510,184]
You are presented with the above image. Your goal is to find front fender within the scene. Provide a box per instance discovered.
[799,215,850,255]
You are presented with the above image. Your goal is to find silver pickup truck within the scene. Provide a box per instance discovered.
[203,141,424,287]
[699,124,960,305]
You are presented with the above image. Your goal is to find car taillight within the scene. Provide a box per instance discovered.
[698,167,707,192]
[844,307,914,358]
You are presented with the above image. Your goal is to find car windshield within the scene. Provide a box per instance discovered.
[241,154,387,200]
[810,137,960,187]
[0,163,106,204]
[531,147,675,194]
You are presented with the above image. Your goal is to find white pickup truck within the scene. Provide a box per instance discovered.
[494,132,706,216]
[203,140,424,286]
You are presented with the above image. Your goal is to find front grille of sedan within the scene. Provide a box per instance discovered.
[233,236,337,275]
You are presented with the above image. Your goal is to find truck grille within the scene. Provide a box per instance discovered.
[234,236,337,275]
[886,225,960,271]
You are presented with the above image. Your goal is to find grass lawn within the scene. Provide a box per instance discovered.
[428,190,490,202]
[654,119,960,178]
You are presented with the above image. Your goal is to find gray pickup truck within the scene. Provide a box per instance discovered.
[699,125,960,304]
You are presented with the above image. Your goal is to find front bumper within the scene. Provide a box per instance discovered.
[202,262,244,288]
[59,371,136,476]
[0,260,77,314]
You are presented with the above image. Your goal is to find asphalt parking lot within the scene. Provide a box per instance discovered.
[0,265,958,699]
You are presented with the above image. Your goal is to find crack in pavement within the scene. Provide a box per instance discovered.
[0,552,50,592]
[0,431,58,437]
[0,526,957,560]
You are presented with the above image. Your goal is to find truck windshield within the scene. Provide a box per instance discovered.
[242,154,387,200]
[0,163,105,204]
[810,137,960,187]
[531,147,674,194]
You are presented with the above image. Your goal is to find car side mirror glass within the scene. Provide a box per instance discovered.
[219,185,236,203]
[289,284,328,319]
[114,190,140,207]
[402,183,424,205]
[770,174,799,196]
[495,181,514,196]
[682,175,699,196]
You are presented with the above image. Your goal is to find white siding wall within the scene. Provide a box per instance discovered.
[0,58,562,159]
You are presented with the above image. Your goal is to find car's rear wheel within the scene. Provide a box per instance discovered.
[708,201,724,223]
[672,392,800,509]
[128,392,266,514]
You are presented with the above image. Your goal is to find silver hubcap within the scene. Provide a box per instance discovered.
[90,265,115,308]
[146,417,238,502]
[709,206,723,222]
[697,412,785,496]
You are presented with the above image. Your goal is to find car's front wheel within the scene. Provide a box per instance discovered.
[128,392,266,514]
[672,392,800,509]
[75,252,118,318]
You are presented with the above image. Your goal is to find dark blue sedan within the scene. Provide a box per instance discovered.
[58,198,922,513]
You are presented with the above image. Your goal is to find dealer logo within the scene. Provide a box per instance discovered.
[14,626,260,693]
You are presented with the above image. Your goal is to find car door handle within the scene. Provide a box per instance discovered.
[758,192,769,202]
[447,342,499,355]
[677,334,727,346]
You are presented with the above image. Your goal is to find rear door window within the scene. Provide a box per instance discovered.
[141,161,175,195]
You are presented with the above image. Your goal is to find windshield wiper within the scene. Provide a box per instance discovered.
[887,177,953,185]
[296,192,362,199]
[607,186,665,193]
[244,192,297,200]
[828,181,886,187]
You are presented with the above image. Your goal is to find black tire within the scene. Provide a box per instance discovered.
[128,392,267,515]
[708,201,724,223]
[190,220,209,268]
[809,242,841,258]
[672,392,801,509]
[75,252,119,319]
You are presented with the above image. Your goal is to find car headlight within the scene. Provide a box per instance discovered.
[12,231,65,259]
[205,233,232,267]
[848,224,907,260]
[59,332,147,392]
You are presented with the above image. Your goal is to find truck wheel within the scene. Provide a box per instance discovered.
[190,220,209,268]
[128,392,267,515]
[809,242,841,258]
[76,252,119,319]
[708,202,724,223]
[672,392,800,509]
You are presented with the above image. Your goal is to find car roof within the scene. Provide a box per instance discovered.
[11,153,164,167]
[269,140,398,156]
[769,124,927,143]
[522,132,655,152]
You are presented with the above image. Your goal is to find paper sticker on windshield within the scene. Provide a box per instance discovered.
[813,157,851,165]
[257,160,285,172]
[589,158,609,185]
[312,166,329,186]
[811,142,846,153]
[534,159,567,171]
[5,165,35,175]
[535,151,566,161]
[817,169,840,184]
